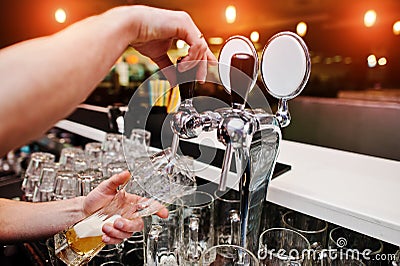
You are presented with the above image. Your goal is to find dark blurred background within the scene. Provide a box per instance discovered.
[1,0,400,97]
[1,0,399,160]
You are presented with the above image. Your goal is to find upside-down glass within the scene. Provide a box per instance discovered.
[77,168,104,196]
[85,142,103,170]
[102,133,125,166]
[21,152,55,201]
[282,211,328,249]
[53,170,80,200]
[130,129,151,147]
[105,161,129,178]
[59,147,86,172]
[54,148,196,266]
[200,244,259,266]
[258,227,311,266]
[123,129,152,162]
[32,162,59,202]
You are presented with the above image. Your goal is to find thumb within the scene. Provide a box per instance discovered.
[99,170,131,194]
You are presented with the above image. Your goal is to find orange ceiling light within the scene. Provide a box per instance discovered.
[55,8,67,24]
[364,10,376,27]
[296,22,307,37]
[250,31,259,43]
[344,57,352,64]
[367,54,377,68]
[393,21,400,35]
[225,5,236,24]
[208,37,224,45]
[126,55,139,64]
[378,57,387,66]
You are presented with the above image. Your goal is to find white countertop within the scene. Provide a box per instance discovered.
[268,140,400,246]
[56,119,400,246]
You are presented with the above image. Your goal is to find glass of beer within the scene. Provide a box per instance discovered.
[54,148,196,266]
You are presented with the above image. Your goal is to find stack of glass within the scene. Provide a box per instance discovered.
[21,129,152,203]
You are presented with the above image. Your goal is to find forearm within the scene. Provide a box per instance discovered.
[0,197,86,243]
[0,6,141,155]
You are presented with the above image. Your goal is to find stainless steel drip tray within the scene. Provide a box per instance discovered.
[270,162,291,180]
[194,161,291,197]
[179,132,291,193]
[180,133,290,182]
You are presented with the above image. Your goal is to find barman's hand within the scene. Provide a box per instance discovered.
[127,5,217,83]
[83,171,168,244]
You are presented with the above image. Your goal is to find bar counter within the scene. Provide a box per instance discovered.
[184,131,400,246]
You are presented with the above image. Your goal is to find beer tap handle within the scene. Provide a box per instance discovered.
[229,53,256,109]
[218,53,255,191]
[176,56,198,102]
[171,57,200,156]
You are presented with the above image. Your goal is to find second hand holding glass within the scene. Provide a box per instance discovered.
[54,148,196,266]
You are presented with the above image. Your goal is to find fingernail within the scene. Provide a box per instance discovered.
[115,221,124,229]
[103,224,112,233]
[102,235,110,243]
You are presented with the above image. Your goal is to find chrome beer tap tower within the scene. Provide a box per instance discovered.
[171,32,311,255]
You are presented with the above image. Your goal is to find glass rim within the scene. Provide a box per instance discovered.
[328,227,384,255]
[60,147,84,153]
[29,151,56,161]
[85,142,102,149]
[99,261,124,266]
[201,244,259,265]
[213,189,240,203]
[55,169,78,177]
[259,227,311,252]
[163,197,184,214]
[282,210,328,234]
[181,190,214,208]
[130,128,151,135]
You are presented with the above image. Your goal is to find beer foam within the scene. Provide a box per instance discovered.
[73,214,121,238]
